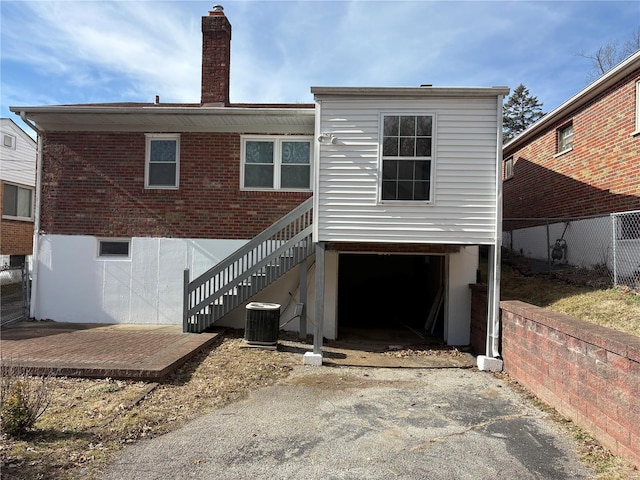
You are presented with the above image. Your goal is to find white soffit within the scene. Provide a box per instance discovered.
[9,106,315,134]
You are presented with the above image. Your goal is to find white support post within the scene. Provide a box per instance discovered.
[304,242,324,366]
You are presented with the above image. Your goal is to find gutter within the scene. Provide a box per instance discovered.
[19,112,42,320]
[477,93,506,372]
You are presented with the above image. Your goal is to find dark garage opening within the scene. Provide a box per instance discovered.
[337,253,445,338]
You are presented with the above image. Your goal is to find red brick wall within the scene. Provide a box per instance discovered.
[40,132,310,238]
[0,219,33,255]
[504,69,640,219]
[501,300,640,469]
[0,181,34,255]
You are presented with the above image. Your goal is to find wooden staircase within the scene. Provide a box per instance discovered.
[183,197,314,333]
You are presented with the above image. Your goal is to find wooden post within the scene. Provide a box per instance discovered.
[183,269,190,333]
[299,258,307,339]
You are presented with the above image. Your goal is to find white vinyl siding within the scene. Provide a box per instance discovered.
[314,97,501,245]
[0,119,37,187]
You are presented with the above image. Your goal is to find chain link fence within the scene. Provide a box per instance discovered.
[503,210,640,291]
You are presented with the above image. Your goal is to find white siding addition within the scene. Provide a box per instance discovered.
[312,87,507,245]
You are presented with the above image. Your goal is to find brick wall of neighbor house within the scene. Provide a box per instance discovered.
[0,181,34,255]
[501,300,640,469]
[40,132,311,238]
[504,70,640,219]
[0,219,33,255]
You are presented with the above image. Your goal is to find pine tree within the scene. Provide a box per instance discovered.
[503,84,544,143]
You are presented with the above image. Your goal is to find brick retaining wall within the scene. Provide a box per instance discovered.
[500,300,640,469]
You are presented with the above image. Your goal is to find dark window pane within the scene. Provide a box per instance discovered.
[244,164,274,187]
[415,160,431,180]
[381,180,397,200]
[397,181,413,200]
[246,141,274,164]
[281,165,310,188]
[149,163,177,186]
[150,140,176,162]
[383,116,399,136]
[100,241,129,256]
[398,160,414,180]
[416,137,431,157]
[3,184,17,216]
[383,137,399,156]
[400,116,416,136]
[417,116,432,136]
[382,160,398,180]
[282,142,310,164]
[400,137,415,156]
[414,181,431,200]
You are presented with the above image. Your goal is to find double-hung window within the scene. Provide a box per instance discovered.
[381,114,433,202]
[2,183,33,220]
[557,123,573,154]
[145,134,180,188]
[242,136,312,190]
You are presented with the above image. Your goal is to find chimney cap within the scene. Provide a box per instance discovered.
[212,4,224,13]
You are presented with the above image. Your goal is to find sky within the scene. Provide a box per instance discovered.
[1,0,639,137]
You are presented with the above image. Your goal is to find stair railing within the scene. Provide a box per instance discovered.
[183,197,314,333]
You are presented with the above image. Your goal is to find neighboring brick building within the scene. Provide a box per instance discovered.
[0,118,37,265]
[503,50,640,219]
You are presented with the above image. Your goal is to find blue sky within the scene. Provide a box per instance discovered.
[1,0,638,136]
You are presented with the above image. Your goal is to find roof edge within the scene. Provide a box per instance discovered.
[504,49,640,153]
[311,86,510,97]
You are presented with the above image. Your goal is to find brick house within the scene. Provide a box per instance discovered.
[1,118,37,267]
[12,6,507,366]
[502,51,640,276]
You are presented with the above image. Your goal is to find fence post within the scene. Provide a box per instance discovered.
[611,213,618,287]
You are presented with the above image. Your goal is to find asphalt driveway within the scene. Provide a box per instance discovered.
[102,366,595,480]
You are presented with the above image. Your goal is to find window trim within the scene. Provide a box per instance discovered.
[240,135,313,192]
[556,122,573,156]
[96,238,131,259]
[378,112,436,205]
[145,133,180,189]
[634,80,640,136]
[2,182,34,221]
[2,133,16,149]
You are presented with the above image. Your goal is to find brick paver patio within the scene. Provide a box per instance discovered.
[0,321,218,380]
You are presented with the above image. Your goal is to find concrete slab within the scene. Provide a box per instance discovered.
[0,320,218,380]
[102,367,597,480]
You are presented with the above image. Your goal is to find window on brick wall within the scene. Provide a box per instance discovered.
[380,114,434,202]
[145,134,180,189]
[2,183,33,220]
[635,80,640,134]
[504,157,514,180]
[557,123,573,154]
[241,136,312,191]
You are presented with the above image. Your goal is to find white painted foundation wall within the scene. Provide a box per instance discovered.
[34,236,476,345]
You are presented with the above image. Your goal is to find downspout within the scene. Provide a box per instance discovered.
[478,94,504,371]
[20,112,43,320]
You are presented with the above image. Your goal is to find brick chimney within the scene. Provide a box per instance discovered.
[201,5,231,106]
